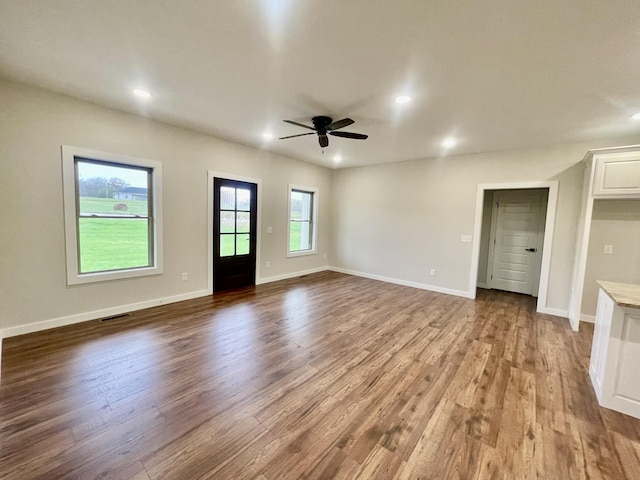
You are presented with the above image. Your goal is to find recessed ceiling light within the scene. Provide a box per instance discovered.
[333,154,342,162]
[631,112,640,120]
[132,89,152,98]
[395,95,411,104]
[442,137,456,148]
[262,132,274,140]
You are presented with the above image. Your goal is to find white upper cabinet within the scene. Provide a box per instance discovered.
[593,151,640,197]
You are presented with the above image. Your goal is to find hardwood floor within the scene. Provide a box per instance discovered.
[1,271,639,479]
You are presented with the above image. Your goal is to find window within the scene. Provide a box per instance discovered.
[287,185,318,256]
[62,146,163,284]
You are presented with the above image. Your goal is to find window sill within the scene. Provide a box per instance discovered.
[67,265,163,285]
[286,249,317,258]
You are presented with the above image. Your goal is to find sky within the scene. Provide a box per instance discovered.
[77,161,148,187]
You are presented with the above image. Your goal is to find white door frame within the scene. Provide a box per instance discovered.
[207,171,263,295]
[469,181,559,315]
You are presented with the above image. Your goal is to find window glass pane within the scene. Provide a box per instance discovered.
[290,221,301,251]
[220,187,235,210]
[220,234,235,257]
[289,220,312,251]
[78,218,149,273]
[236,234,250,255]
[77,160,149,216]
[300,191,312,221]
[291,190,311,221]
[220,211,235,233]
[236,212,250,233]
[237,188,250,211]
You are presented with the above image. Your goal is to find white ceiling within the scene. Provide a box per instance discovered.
[2,1,640,169]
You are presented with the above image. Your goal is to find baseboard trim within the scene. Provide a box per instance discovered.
[2,289,211,339]
[2,266,331,341]
[537,306,569,318]
[580,314,596,324]
[257,266,330,285]
[0,329,4,376]
[329,267,474,299]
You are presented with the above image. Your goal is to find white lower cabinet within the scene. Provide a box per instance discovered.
[589,288,640,419]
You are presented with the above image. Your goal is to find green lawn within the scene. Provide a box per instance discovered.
[79,218,149,273]
[79,196,149,215]
[78,197,150,273]
[289,222,306,252]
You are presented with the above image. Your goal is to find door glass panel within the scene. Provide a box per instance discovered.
[220,211,235,233]
[237,189,250,211]
[236,212,250,233]
[236,234,250,255]
[220,187,235,210]
[220,234,235,257]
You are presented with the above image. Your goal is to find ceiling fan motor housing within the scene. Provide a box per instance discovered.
[312,116,333,133]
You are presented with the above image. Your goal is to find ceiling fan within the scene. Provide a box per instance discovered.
[279,116,368,148]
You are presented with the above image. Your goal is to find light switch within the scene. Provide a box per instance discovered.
[460,235,472,243]
[604,244,613,254]
[267,226,273,234]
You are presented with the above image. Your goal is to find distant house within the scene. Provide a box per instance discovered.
[113,187,148,201]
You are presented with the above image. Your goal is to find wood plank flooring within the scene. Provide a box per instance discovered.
[1,271,639,479]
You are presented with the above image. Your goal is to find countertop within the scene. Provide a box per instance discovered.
[598,281,640,309]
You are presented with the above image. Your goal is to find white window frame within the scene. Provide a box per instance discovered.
[287,184,318,257]
[62,145,163,285]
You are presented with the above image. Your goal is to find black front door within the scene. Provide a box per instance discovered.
[213,178,257,292]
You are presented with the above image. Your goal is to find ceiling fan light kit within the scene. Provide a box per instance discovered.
[279,116,368,148]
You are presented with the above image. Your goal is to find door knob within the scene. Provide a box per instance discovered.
[525,248,537,252]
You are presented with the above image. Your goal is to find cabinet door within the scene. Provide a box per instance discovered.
[593,152,640,197]
[591,289,614,392]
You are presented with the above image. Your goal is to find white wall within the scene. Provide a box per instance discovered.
[581,199,640,317]
[330,139,640,314]
[0,79,332,334]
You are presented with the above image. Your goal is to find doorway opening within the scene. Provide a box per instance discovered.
[469,180,566,316]
[478,188,548,296]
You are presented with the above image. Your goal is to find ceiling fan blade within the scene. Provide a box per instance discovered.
[329,131,368,140]
[319,135,329,148]
[279,133,315,140]
[326,118,354,131]
[283,119,316,131]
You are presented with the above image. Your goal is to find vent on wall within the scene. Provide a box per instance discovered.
[100,313,131,322]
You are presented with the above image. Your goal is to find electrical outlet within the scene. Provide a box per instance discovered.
[181,272,188,281]
[323,253,327,260]
[266,261,271,268]
[430,269,436,276]
[604,245,613,254]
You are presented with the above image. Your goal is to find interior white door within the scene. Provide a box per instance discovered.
[490,191,544,295]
